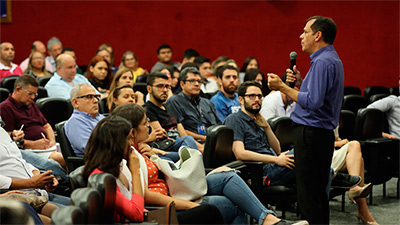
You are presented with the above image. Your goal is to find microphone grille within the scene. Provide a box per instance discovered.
[289,51,297,59]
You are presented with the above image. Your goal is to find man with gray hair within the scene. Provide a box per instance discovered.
[166,67,221,143]
[45,37,62,72]
[45,54,94,99]
[64,84,104,157]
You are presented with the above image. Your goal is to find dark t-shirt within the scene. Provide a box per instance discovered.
[143,101,180,139]
[0,95,47,140]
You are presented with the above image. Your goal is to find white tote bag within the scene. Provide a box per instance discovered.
[150,146,207,201]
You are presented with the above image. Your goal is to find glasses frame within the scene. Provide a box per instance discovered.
[184,79,203,84]
[76,94,101,101]
[152,84,171,90]
[243,94,263,100]
[21,88,38,98]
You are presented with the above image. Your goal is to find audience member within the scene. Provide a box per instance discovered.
[45,54,95,99]
[166,67,221,143]
[119,51,147,81]
[98,43,115,69]
[144,73,202,154]
[245,68,270,96]
[112,103,308,225]
[108,68,144,108]
[65,84,104,157]
[0,42,23,80]
[85,55,112,95]
[107,84,142,112]
[0,198,43,225]
[211,65,241,121]
[0,75,67,177]
[211,56,229,73]
[150,44,180,72]
[178,48,199,70]
[169,66,181,94]
[226,59,239,69]
[61,47,83,75]
[194,56,219,94]
[267,16,344,224]
[367,77,400,139]
[45,37,62,73]
[0,125,70,207]
[24,51,52,78]
[239,57,259,83]
[20,40,52,72]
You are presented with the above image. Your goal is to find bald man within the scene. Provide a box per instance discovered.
[19,41,53,72]
[0,42,23,81]
[45,54,95,99]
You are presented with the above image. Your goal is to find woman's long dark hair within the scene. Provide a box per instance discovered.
[83,116,132,179]
[111,103,146,129]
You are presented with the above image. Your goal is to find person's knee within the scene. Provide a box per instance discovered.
[348,141,361,153]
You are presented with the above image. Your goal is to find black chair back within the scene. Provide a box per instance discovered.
[203,125,235,169]
[268,116,294,151]
[0,75,19,93]
[71,187,102,224]
[0,87,10,102]
[37,76,51,87]
[339,110,356,140]
[55,121,84,173]
[354,108,383,140]
[369,93,390,103]
[35,86,48,101]
[98,97,109,114]
[36,97,73,129]
[342,95,369,115]
[69,166,87,190]
[364,86,390,100]
[389,86,399,96]
[344,86,361,96]
[88,173,117,224]
[52,206,85,225]
[133,83,148,99]
[136,75,147,83]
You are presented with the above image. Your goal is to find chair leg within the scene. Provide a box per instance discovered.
[383,182,386,197]
[281,209,286,219]
[397,178,399,199]
[341,192,345,212]
[369,185,373,205]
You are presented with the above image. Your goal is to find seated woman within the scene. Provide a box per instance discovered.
[24,51,52,78]
[112,103,308,225]
[108,68,144,108]
[332,127,377,225]
[82,115,224,224]
[119,51,147,82]
[107,83,196,162]
[244,69,270,96]
[85,55,113,96]
[239,57,259,84]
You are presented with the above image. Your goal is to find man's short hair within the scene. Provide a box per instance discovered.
[215,64,239,79]
[157,44,172,54]
[47,37,62,50]
[95,47,110,55]
[61,47,75,54]
[180,67,200,82]
[181,48,199,61]
[194,56,210,67]
[181,62,198,71]
[147,72,169,86]
[238,81,262,97]
[14,75,39,91]
[70,83,90,100]
[307,16,337,45]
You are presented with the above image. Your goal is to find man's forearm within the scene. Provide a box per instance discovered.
[185,130,206,143]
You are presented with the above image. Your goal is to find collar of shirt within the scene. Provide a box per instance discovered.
[310,45,334,61]
[72,109,101,119]
[180,91,201,105]
[7,95,31,110]
[0,62,18,71]
[238,110,254,122]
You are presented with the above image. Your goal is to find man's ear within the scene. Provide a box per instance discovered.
[315,31,323,42]
[218,77,223,86]
[146,85,152,94]
[71,98,79,109]
[180,80,185,88]
[238,96,244,105]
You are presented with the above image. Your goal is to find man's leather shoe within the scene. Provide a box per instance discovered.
[331,172,361,189]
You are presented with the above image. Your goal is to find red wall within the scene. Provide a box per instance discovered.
[1,1,399,92]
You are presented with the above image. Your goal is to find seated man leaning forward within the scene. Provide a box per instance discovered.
[65,84,104,157]
[165,67,222,143]
[0,75,67,179]
[224,81,361,188]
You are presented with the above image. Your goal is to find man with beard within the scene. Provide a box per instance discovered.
[211,65,241,121]
[166,67,221,143]
[224,81,359,190]
[143,72,203,155]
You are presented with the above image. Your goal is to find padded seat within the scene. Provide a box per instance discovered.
[0,75,19,93]
[343,86,361,96]
[36,97,73,129]
[0,87,10,102]
[71,187,102,224]
[52,206,85,225]
[364,86,390,100]
[342,95,369,115]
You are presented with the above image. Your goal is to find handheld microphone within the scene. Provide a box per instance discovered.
[289,51,297,88]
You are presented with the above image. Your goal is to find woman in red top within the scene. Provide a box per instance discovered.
[82,116,144,222]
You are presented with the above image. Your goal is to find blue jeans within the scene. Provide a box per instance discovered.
[158,136,199,162]
[202,171,275,225]
[20,150,68,181]
[48,193,70,207]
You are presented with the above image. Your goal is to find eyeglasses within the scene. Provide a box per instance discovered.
[184,79,203,84]
[124,57,135,62]
[21,88,38,98]
[152,84,171,90]
[76,94,101,101]
[244,94,263,100]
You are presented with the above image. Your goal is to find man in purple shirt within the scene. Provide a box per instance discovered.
[268,16,344,224]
